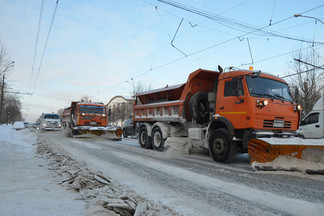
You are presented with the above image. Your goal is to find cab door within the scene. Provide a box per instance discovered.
[216,77,247,129]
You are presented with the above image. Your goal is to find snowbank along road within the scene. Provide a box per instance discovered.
[39,130,324,216]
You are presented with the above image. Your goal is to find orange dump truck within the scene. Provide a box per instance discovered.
[133,68,323,171]
[62,101,122,140]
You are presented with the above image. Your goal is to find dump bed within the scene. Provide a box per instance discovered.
[61,107,72,124]
[133,68,220,122]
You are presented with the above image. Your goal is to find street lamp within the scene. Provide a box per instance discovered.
[0,61,15,75]
[125,78,136,98]
[294,14,324,25]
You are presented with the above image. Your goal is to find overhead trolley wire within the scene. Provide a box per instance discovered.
[158,0,324,45]
[29,0,44,95]
[100,1,323,93]
[31,0,59,95]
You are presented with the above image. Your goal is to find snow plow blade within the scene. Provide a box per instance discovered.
[71,126,123,140]
[248,138,324,174]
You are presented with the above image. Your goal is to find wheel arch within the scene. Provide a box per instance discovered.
[205,116,234,141]
[139,122,153,137]
[151,122,170,139]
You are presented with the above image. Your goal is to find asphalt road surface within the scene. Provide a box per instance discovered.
[39,131,324,216]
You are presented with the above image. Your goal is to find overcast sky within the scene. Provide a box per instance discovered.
[0,0,323,122]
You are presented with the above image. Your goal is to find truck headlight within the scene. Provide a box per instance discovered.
[256,99,268,108]
[294,104,302,112]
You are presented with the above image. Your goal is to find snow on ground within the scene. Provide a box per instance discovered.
[1,125,177,216]
[0,124,85,216]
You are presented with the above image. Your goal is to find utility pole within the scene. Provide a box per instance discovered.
[0,73,5,124]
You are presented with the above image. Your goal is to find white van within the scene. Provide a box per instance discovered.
[40,113,62,131]
[297,94,324,138]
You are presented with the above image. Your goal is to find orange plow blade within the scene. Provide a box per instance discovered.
[248,138,324,174]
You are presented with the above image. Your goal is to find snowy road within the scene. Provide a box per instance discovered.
[40,131,324,216]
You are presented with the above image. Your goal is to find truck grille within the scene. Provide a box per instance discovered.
[263,119,291,129]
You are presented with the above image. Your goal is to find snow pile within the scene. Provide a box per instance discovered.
[0,125,85,216]
[252,147,324,174]
[0,124,34,150]
[259,137,324,145]
[164,137,207,155]
[36,137,177,216]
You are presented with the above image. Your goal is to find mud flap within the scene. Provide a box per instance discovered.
[248,138,324,174]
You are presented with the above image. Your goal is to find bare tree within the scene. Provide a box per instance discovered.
[57,108,64,117]
[3,94,23,123]
[0,40,18,123]
[135,81,152,94]
[287,47,324,116]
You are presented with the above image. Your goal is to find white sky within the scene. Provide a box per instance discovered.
[0,0,323,122]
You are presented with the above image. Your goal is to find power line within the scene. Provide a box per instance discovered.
[294,58,324,70]
[281,64,324,78]
[29,0,44,95]
[31,0,59,95]
[158,0,324,45]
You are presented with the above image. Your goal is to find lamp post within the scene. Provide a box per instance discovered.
[125,78,136,98]
[294,14,324,25]
[0,61,15,123]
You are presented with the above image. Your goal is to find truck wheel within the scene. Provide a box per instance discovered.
[123,130,128,138]
[139,127,152,149]
[189,92,209,124]
[152,127,165,151]
[208,128,236,163]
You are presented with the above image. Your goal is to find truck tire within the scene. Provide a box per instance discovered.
[208,128,236,163]
[139,126,152,149]
[123,130,128,138]
[152,127,165,151]
[65,123,72,137]
[189,92,209,124]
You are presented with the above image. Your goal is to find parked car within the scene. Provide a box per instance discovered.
[122,119,138,138]
[297,94,324,138]
[12,121,25,130]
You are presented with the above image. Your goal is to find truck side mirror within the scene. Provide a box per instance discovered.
[108,108,111,116]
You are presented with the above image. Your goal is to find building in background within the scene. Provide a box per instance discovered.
[107,96,134,126]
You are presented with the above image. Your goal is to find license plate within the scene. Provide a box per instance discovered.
[90,122,97,125]
[273,119,284,128]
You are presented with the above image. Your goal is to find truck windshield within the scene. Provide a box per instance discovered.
[79,105,105,114]
[44,114,60,119]
[245,76,293,102]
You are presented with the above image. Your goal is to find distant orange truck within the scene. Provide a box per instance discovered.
[62,101,122,140]
[133,68,301,162]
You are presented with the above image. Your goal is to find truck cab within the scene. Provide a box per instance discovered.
[206,70,301,161]
[40,113,62,131]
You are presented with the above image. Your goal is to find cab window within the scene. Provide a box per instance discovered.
[301,113,319,126]
[224,78,244,97]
